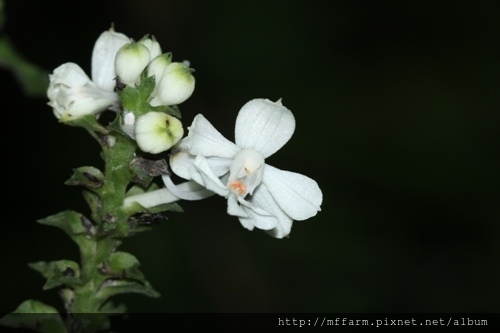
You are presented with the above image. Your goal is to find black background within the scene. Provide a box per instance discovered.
[1,0,500,314]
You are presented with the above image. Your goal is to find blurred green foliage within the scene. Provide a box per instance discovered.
[0,0,48,97]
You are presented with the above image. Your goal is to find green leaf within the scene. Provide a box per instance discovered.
[99,301,127,314]
[137,72,156,100]
[119,86,142,111]
[98,279,160,299]
[105,252,144,280]
[98,251,159,298]
[129,157,169,187]
[82,190,101,222]
[65,166,104,190]
[29,260,82,290]
[150,104,182,118]
[0,300,67,333]
[37,210,95,238]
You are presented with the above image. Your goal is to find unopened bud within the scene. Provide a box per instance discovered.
[135,111,184,154]
[150,62,195,106]
[140,36,162,61]
[147,53,172,95]
[115,42,150,87]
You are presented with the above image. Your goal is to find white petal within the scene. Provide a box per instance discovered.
[187,114,240,158]
[237,215,255,231]
[162,177,215,201]
[170,139,232,182]
[235,98,295,158]
[237,190,280,231]
[243,183,290,236]
[191,156,229,197]
[262,164,322,221]
[169,139,194,180]
[227,194,248,218]
[205,156,233,177]
[91,27,130,91]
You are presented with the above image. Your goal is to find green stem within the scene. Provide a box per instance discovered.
[65,237,119,333]
[98,132,136,237]
[63,130,138,332]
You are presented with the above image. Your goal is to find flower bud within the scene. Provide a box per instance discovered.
[150,62,195,106]
[91,26,130,91]
[140,36,162,61]
[147,53,172,95]
[121,111,136,139]
[47,63,119,122]
[115,41,150,87]
[135,111,184,154]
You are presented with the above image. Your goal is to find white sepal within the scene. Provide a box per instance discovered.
[187,114,240,158]
[235,98,295,158]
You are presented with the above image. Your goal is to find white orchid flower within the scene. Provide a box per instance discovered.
[164,98,323,238]
[47,63,119,122]
[48,27,130,121]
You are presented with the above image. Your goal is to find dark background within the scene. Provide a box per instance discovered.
[1,0,499,313]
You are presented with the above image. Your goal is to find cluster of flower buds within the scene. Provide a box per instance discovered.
[115,40,195,107]
[47,26,195,154]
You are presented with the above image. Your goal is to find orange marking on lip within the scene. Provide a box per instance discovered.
[229,180,247,195]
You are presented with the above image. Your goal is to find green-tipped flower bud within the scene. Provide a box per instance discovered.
[47,62,118,122]
[140,36,162,61]
[150,62,195,106]
[115,42,150,86]
[135,111,184,154]
[147,53,172,95]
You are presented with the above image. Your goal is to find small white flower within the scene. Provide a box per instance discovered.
[91,26,130,91]
[48,26,131,121]
[165,98,323,238]
[47,63,119,121]
[135,111,184,154]
[149,62,195,106]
